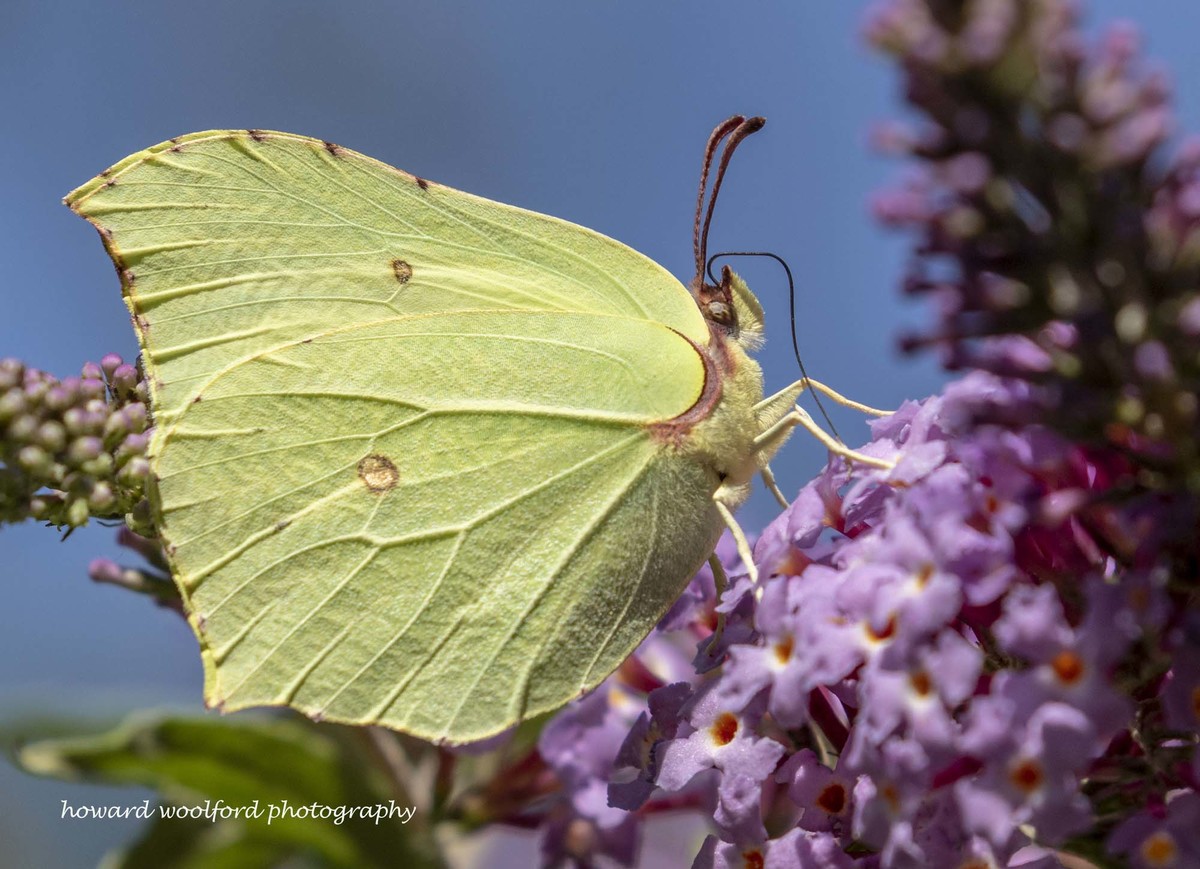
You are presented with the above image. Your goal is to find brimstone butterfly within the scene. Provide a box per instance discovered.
[67,117,832,743]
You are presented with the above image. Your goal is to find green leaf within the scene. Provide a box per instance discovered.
[15,713,444,869]
[109,814,292,869]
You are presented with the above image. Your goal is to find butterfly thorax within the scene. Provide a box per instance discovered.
[691,339,765,505]
[663,269,792,514]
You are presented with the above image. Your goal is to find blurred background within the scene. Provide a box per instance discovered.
[3,1,1200,864]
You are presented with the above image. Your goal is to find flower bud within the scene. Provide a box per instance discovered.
[111,364,139,399]
[81,453,114,478]
[116,525,168,569]
[123,403,148,433]
[0,358,23,391]
[66,497,90,527]
[7,414,38,443]
[67,436,104,466]
[17,445,52,476]
[24,379,50,404]
[102,411,129,444]
[29,495,53,520]
[79,378,107,402]
[0,389,26,422]
[87,557,123,584]
[100,353,123,379]
[63,407,88,436]
[44,385,73,412]
[1178,297,1200,335]
[118,456,151,487]
[88,481,116,512]
[127,498,155,536]
[36,420,66,452]
[114,432,148,468]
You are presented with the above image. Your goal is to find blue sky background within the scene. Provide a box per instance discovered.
[3,2,1199,864]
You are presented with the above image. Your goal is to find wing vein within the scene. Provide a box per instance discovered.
[319,532,465,717]
[443,442,656,734]
[223,548,381,700]
[583,467,661,689]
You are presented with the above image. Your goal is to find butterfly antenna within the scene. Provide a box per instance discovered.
[694,116,745,281]
[696,117,766,284]
[707,250,843,442]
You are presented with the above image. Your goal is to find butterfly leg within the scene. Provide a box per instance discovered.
[708,551,729,600]
[707,552,729,640]
[804,378,893,416]
[754,377,893,418]
[759,462,790,509]
[755,405,895,471]
[713,496,758,584]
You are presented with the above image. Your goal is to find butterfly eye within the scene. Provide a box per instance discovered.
[707,301,730,320]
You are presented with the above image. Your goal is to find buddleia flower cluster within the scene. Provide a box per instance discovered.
[526,1,1200,866]
[0,354,151,530]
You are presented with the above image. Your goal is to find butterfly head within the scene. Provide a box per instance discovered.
[695,269,737,331]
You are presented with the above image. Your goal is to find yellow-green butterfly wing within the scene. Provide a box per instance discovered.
[68,131,745,742]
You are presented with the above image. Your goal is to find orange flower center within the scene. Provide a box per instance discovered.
[710,712,739,746]
[1051,649,1085,686]
[777,547,810,577]
[817,783,847,815]
[909,669,933,697]
[1140,830,1178,866]
[1009,758,1044,794]
[867,614,898,642]
[741,848,765,869]
[564,818,596,858]
[774,634,795,665]
[915,563,934,587]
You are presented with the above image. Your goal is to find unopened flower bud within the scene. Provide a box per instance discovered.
[62,407,88,436]
[114,432,148,468]
[88,482,116,512]
[7,414,37,443]
[110,364,139,399]
[0,358,23,390]
[66,497,90,527]
[118,456,151,487]
[103,411,129,444]
[100,354,123,379]
[79,378,106,402]
[68,436,104,465]
[17,445,52,475]
[24,379,50,404]
[123,403,148,433]
[36,420,66,452]
[81,453,114,478]
[87,558,123,584]
[0,390,26,422]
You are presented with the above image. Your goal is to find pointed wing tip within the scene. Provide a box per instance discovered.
[63,177,104,212]
[62,130,254,212]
